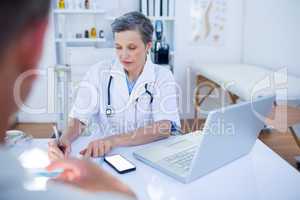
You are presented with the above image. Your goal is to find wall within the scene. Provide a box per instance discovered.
[243,0,300,77]
[243,0,300,134]
[174,0,244,118]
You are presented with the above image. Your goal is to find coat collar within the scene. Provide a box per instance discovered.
[110,57,155,83]
[110,57,156,104]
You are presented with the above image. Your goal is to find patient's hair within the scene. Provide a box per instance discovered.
[0,0,50,56]
[111,11,154,45]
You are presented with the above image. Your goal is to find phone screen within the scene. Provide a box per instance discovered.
[104,155,136,173]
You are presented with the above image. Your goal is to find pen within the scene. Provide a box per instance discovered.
[53,125,65,154]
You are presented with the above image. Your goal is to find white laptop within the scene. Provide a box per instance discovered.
[133,96,275,183]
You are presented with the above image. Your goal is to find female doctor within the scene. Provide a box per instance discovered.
[48,11,180,160]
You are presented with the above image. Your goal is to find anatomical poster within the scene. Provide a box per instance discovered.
[190,0,227,46]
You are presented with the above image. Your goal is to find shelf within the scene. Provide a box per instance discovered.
[53,9,106,15]
[106,16,175,21]
[106,16,117,21]
[148,16,175,21]
[55,38,106,44]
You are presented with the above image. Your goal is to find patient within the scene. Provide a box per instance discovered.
[0,0,134,199]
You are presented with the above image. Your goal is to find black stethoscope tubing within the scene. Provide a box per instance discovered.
[107,75,113,106]
[106,75,153,116]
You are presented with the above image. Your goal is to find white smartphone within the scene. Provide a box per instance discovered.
[104,154,136,174]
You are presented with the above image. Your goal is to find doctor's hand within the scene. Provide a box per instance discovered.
[48,138,71,161]
[47,158,136,198]
[80,138,115,158]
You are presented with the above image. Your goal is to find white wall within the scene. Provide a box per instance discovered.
[174,0,244,118]
[243,0,300,77]
[242,0,300,134]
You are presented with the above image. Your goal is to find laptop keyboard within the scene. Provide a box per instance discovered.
[162,146,197,172]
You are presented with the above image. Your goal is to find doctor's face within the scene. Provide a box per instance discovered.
[114,30,151,74]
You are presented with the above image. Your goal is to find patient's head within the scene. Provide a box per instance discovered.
[0,0,50,142]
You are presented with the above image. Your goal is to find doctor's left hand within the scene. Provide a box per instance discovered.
[80,138,116,158]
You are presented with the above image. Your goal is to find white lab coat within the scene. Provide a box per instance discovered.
[69,58,180,136]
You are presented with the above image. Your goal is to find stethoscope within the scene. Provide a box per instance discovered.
[105,75,154,117]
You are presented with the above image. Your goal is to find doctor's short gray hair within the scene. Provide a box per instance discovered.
[111,11,154,45]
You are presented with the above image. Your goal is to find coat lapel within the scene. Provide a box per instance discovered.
[110,58,156,109]
[128,59,156,104]
[110,59,129,113]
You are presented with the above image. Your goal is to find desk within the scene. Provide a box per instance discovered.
[13,134,300,200]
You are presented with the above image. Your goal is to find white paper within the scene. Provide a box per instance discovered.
[149,0,155,16]
[155,0,161,16]
[141,0,148,15]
